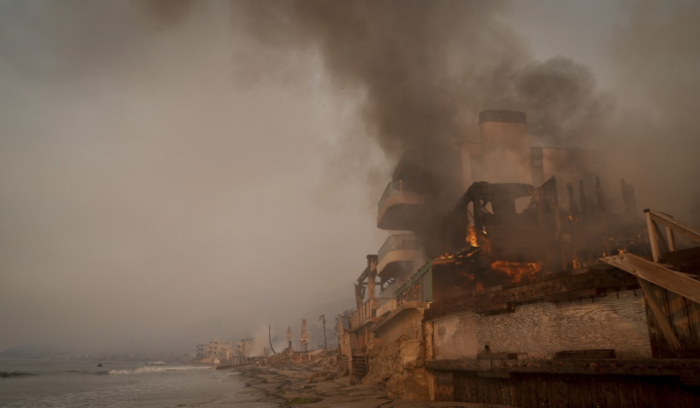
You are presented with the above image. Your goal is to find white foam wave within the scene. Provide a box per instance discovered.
[108,365,212,375]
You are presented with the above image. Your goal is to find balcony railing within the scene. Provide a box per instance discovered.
[351,299,380,328]
[377,233,420,265]
[378,180,415,214]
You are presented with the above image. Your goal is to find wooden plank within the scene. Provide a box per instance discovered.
[664,247,700,273]
[490,378,501,405]
[567,375,583,408]
[646,211,662,262]
[643,292,664,358]
[647,209,700,245]
[545,288,602,303]
[476,375,486,403]
[501,377,513,406]
[476,376,488,404]
[555,349,616,359]
[510,374,522,408]
[474,302,513,314]
[666,226,677,252]
[582,375,596,408]
[617,379,634,408]
[469,374,479,403]
[646,376,665,408]
[602,252,700,305]
[550,375,569,408]
[684,384,700,408]
[667,290,695,351]
[527,375,539,408]
[687,299,700,350]
[453,373,464,401]
[427,358,700,377]
[479,352,528,360]
[634,377,652,408]
[601,376,620,408]
[668,379,688,408]
[528,376,540,408]
[641,279,681,352]
[536,374,549,408]
[426,268,639,320]
[590,375,605,408]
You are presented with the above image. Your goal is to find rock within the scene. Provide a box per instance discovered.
[399,340,424,369]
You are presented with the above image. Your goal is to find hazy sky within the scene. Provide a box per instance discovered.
[1,0,698,354]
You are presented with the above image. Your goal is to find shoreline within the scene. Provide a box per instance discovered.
[231,365,391,408]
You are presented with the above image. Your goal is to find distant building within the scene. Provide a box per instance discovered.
[201,339,234,364]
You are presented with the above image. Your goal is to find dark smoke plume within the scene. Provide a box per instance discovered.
[227,0,613,256]
[233,1,609,155]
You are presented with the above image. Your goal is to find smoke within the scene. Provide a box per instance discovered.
[232,1,610,155]
[603,0,700,220]
[223,1,616,258]
[515,57,613,144]
[1,0,698,355]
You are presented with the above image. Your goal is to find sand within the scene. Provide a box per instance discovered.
[226,365,514,408]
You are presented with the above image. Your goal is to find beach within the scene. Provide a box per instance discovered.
[230,364,509,408]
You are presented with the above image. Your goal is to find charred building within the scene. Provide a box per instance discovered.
[339,110,700,406]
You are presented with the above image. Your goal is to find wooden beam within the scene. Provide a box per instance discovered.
[646,211,662,262]
[555,349,616,359]
[647,209,700,245]
[426,268,638,321]
[544,288,603,303]
[427,358,700,378]
[666,226,677,252]
[637,277,681,352]
[602,252,700,304]
[475,303,513,315]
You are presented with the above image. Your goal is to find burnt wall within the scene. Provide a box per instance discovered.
[373,309,424,344]
[433,290,651,360]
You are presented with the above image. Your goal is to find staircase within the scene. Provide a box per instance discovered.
[351,352,368,378]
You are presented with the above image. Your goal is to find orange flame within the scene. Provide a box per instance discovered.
[490,260,542,284]
[467,224,479,247]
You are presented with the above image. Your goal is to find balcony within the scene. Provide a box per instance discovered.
[377,233,421,278]
[351,299,380,329]
[377,180,425,230]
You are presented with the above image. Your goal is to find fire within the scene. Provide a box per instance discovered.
[489,260,542,284]
[467,224,479,247]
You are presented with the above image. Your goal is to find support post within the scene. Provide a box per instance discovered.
[637,278,681,352]
[646,211,662,262]
[268,325,276,355]
[567,182,578,217]
[666,226,676,252]
[319,314,327,350]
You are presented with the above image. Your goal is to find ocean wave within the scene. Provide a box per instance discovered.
[108,365,212,375]
[1,371,36,378]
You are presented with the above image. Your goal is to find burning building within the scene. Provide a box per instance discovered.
[339,110,700,406]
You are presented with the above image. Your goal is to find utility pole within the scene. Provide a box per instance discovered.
[268,325,276,355]
[319,314,327,350]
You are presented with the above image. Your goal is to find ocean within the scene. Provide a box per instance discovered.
[0,359,268,408]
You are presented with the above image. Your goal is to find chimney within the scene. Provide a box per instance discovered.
[478,110,532,184]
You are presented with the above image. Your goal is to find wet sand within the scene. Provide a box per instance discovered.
[228,365,515,408]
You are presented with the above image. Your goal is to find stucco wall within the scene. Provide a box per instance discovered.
[374,310,423,344]
[433,290,652,360]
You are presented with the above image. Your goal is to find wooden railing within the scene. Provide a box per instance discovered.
[602,208,700,354]
[644,209,700,262]
[351,299,380,328]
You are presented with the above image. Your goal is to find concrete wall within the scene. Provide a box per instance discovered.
[433,290,652,360]
[374,310,424,344]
